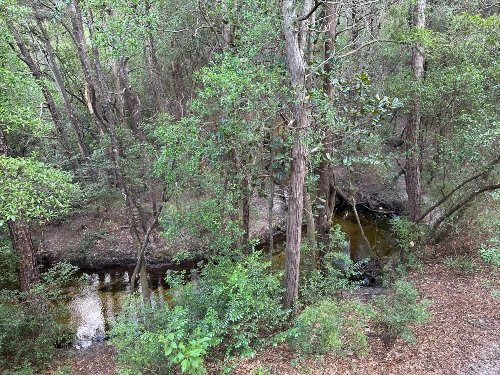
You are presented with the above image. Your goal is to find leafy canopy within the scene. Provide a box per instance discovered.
[0,156,80,226]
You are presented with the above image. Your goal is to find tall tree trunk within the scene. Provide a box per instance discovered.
[118,58,142,136]
[8,23,80,174]
[405,0,426,222]
[67,0,107,137]
[282,0,313,311]
[144,33,163,115]
[86,10,151,304]
[317,1,337,270]
[35,17,95,180]
[0,129,39,292]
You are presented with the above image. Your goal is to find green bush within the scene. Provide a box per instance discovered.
[300,225,360,305]
[110,252,288,374]
[0,234,19,289]
[444,255,480,274]
[0,262,78,374]
[285,299,373,357]
[372,279,431,343]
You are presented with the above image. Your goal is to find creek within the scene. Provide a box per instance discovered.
[67,206,396,348]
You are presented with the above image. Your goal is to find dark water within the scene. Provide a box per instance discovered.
[67,208,396,347]
[333,206,396,262]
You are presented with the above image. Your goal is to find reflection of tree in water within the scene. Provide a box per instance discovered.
[333,208,395,263]
[68,270,171,348]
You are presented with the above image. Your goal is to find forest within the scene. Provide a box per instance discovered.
[0,0,499,374]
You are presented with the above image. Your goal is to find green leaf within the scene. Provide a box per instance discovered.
[181,358,190,372]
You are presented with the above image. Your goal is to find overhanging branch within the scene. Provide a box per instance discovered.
[416,155,500,223]
[431,183,500,236]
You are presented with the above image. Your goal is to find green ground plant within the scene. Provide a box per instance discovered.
[0,262,78,374]
[110,252,288,374]
[284,299,373,357]
[372,279,432,343]
[444,255,481,274]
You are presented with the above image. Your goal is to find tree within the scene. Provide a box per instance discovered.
[0,15,79,291]
[282,0,313,311]
[405,0,425,222]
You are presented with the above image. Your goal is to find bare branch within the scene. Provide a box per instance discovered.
[338,39,395,58]
[306,39,396,78]
[416,155,500,223]
[431,183,500,236]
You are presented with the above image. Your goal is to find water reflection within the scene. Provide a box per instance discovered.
[69,269,169,348]
[333,207,395,262]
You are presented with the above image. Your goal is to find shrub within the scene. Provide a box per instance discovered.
[444,255,480,274]
[372,279,431,343]
[110,252,288,374]
[285,299,373,357]
[0,262,78,374]
[300,225,360,305]
[0,234,19,289]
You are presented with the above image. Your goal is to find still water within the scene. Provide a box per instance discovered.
[70,269,170,348]
[68,207,396,348]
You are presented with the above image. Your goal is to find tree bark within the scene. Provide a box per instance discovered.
[67,0,107,137]
[282,0,312,311]
[0,129,39,292]
[118,58,142,137]
[405,0,425,222]
[317,1,337,270]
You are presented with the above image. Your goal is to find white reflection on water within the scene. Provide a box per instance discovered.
[68,270,165,348]
[70,273,105,349]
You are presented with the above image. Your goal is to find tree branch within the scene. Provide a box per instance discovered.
[431,183,500,236]
[416,155,500,223]
[297,0,329,22]
[339,39,395,58]
[306,39,396,79]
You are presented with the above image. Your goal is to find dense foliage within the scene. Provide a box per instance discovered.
[110,252,287,374]
[0,0,498,372]
[0,261,79,374]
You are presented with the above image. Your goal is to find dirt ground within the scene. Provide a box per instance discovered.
[46,245,500,375]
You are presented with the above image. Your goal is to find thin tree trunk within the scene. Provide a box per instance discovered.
[119,58,142,136]
[431,184,500,237]
[35,17,96,180]
[351,197,374,258]
[241,178,250,250]
[416,155,500,223]
[8,23,80,174]
[86,10,150,304]
[282,0,313,312]
[268,173,274,273]
[405,0,426,222]
[303,192,316,272]
[317,1,337,270]
[142,0,163,116]
[0,129,39,292]
[67,0,108,136]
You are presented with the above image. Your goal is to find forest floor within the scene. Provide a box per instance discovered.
[46,239,500,375]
